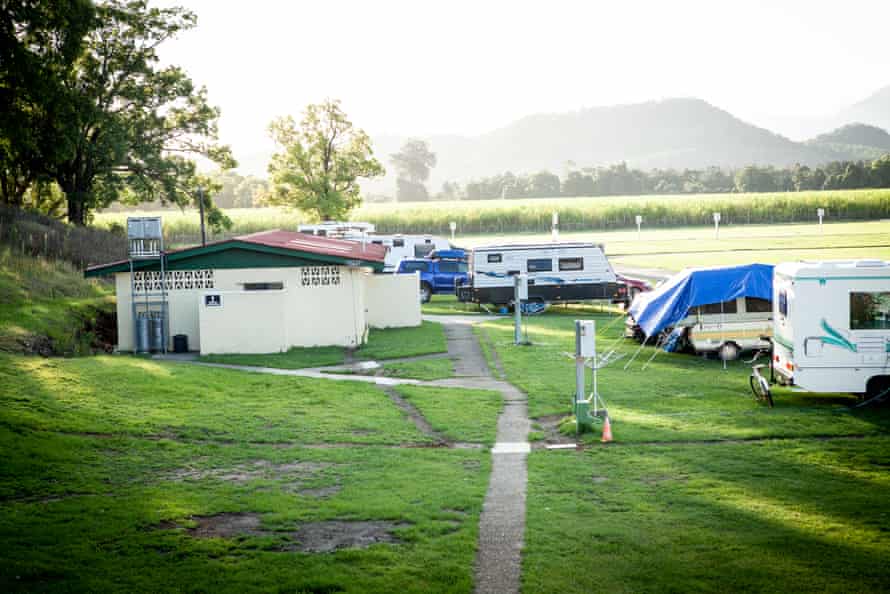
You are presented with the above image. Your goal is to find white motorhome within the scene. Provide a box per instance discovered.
[456,242,623,306]
[773,260,890,395]
[297,222,451,273]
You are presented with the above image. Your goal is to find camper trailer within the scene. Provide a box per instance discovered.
[297,222,450,273]
[456,242,623,306]
[772,260,890,395]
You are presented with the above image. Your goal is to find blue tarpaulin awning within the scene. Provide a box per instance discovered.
[628,263,773,338]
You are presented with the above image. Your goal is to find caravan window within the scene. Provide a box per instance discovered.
[850,292,890,330]
[527,258,553,272]
[559,257,584,271]
[745,297,772,313]
[392,238,405,247]
[778,291,788,316]
[414,244,434,257]
[487,254,502,263]
[698,300,738,315]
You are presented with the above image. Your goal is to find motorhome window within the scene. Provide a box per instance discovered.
[401,261,430,273]
[393,238,405,247]
[745,297,772,313]
[487,254,502,263]
[559,257,584,271]
[371,240,383,245]
[850,292,890,330]
[316,230,326,236]
[698,300,738,315]
[527,258,553,272]
[778,291,788,316]
[243,282,283,291]
[414,244,434,257]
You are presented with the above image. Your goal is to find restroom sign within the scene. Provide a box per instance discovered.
[205,294,222,307]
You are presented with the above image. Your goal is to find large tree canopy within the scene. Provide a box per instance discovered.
[0,0,95,207]
[266,99,384,221]
[54,0,235,226]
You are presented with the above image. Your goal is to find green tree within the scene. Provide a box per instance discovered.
[46,0,235,227]
[390,139,436,202]
[267,99,384,220]
[0,0,94,206]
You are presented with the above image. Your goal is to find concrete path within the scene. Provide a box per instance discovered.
[160,316,530,594]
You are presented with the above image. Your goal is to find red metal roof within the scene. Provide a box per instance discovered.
[84,229,385,276]
[237,230,386,263]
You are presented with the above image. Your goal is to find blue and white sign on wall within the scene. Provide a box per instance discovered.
[205,294,222,307]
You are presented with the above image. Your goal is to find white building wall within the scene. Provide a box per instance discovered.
[365,272,421,328]
[199,290,289,354]
[114,265,371,353]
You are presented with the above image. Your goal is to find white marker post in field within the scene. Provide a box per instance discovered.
[552,211,559,241]
[449,221,456,242]
[713,212,721,239]
[817,208,825,234]
[635,215,642,240]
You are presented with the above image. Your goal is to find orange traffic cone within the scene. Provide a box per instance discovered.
[601,416,613,443]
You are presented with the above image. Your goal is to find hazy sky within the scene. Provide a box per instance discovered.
[155,0,890,161]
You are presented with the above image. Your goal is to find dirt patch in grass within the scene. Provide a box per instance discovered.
[168,459,333,482]
[292,521,408,553]
[157,514,407,553]
[531,414,577,449]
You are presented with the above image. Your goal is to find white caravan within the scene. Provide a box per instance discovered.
[772,260,890,395]
[682,297,773,360]
[456,242,623,306]
[297,222,451,273]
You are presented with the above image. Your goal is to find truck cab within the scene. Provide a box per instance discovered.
[397,250,468,303]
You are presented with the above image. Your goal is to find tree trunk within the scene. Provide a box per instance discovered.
[63,187,89,226]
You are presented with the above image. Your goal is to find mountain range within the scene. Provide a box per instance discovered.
[234,85,890,195]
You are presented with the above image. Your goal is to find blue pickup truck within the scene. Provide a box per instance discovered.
[397,249,468,303]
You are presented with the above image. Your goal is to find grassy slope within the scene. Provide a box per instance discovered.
[523,438,890,593]
[0,248,113,354]
[477,315,890,441]
[0,353,494,593]
[200,321,448,369]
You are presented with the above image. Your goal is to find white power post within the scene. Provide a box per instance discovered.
[635,214,642,240]
[552,211,559,241]
[514,274,527,345]
[817,208,824,233]
[449,221,456,242]
[713,212,721,239]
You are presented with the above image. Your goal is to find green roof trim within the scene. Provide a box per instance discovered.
[84,239,384,277]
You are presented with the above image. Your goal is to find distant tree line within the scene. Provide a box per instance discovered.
[424,155,890,201]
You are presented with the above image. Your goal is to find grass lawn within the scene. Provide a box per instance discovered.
[382,357,454,381]
[200,321,448,369]
[0,352,494,593]
[2,354,436,445]
[394,385,503,445]
[476,315,890,442]
[422,295,486,315]
[522,437,890,593]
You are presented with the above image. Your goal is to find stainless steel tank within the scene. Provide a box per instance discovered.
[136,312,150,353]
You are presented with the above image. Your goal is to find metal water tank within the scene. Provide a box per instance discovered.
[135,312,150,353]
[149,311,165,352]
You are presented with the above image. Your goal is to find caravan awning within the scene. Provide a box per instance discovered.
[628,263,774,338]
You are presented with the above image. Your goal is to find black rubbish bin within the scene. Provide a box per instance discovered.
[173,334,189,354]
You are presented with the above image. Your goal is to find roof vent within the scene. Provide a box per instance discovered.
[855,259,888,268]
